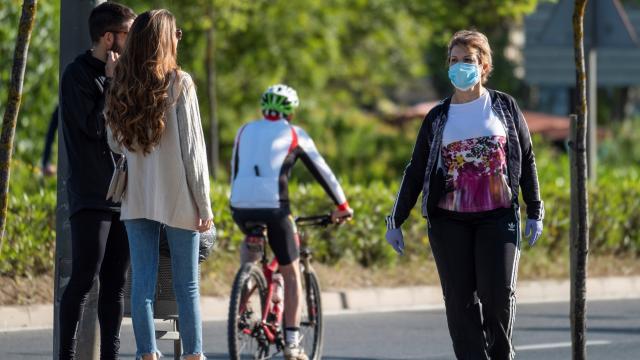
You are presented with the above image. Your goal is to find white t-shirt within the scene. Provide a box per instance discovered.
[442,91,505,146]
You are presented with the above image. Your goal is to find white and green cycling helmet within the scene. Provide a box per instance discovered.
[261,84,299,117]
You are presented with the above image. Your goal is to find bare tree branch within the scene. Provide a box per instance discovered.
[0,0,38,249]
[205,2,220,179]
[571,1,590,359]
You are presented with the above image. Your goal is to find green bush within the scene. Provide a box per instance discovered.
[518,137,640,258]
[1,138,639,277]
[0,160,56,276]
[209,180,424,268]
[599,118,640,168]
[1,1,60,165]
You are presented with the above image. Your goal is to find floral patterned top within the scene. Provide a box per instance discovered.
[437,92,512,212]
[438,135,512,212]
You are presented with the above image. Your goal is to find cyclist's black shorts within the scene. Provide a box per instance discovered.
[231,207,299,266]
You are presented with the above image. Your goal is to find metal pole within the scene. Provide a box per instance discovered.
[54,1,104,359]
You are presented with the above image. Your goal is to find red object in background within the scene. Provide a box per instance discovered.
[521,111,570,141]
[389,101,571,141]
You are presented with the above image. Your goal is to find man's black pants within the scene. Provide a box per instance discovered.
[59,210,130,360]
[428,208,520,360]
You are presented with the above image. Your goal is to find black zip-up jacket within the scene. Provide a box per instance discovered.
[60,51,120,216]
[386,89,544,229]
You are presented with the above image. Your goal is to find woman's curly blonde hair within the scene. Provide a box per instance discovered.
[105,9,180,154]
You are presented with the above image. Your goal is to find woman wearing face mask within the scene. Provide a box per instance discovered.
[384,30,544,359]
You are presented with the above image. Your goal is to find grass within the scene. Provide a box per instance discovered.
[200,252,640,297]
[3,252,640,306]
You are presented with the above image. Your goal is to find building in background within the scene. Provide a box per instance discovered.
[524,0,640,122]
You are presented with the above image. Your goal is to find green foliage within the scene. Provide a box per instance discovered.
[290,107,420,183]
[196,180,420,269]
[599,117,640,167]
[3,136,639,277]
[0,160,56,276]
[123,0,541,179]
[1,0,542,181]
[0,0,60,165]
[590,168,640,253]
[15,0,635,278]
[522,138,640,258]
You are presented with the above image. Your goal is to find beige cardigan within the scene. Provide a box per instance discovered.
[107,71,213,231]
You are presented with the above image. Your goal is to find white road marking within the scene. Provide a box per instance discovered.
[516,340,611,351]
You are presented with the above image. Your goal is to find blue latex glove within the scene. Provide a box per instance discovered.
[385,228,405,255]
[525,219,543,246]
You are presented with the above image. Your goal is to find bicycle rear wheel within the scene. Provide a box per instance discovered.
[228,263,269,360]
[299,264,323,360]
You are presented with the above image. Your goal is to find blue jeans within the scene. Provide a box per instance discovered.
[125,219,203,359]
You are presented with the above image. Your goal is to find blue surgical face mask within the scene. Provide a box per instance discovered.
[448,62,480,91]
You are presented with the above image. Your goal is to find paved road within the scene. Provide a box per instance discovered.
[1,299,639,359]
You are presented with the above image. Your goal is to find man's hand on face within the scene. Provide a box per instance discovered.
[105,51,120,78]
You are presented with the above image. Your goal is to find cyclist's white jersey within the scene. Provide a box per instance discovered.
[230,118,347,209]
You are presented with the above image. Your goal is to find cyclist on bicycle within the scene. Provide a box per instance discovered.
[230,84,353,360]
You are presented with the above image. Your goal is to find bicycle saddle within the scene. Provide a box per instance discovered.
[245,222,267,234]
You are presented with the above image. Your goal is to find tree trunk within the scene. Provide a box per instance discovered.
[571,1,590,359]
[205,3,220,179]
[0,0,37,249]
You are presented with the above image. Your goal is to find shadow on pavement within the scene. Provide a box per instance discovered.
[202,354,230,359]
[321,357,443,360]
[201,355,415,360]
[202,356,417,360]
[3,352,50,359]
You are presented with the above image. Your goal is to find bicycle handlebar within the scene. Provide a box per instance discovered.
[295,214,333,227]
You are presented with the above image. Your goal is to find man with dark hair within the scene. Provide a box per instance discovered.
[88,2,135,52]
[58,2,135,359]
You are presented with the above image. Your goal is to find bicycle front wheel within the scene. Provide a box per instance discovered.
[299,264,323,360]
[228,263,268,360]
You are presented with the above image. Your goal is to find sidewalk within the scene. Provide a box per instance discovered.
[3,276,640,331]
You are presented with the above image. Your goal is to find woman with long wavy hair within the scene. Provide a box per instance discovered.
[105,9,212,360]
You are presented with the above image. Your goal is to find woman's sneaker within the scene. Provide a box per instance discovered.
[284,343,308,360]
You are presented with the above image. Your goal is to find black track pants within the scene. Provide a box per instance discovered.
[59,210,130,360]
[428,208,520,360]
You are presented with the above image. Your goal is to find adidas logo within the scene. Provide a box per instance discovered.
[508,222,516,232]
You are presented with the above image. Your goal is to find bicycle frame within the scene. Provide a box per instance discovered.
[238,228,285,347]
[262,258,283,343]
[241,214,332,346]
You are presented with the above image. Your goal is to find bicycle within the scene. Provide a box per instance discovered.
[227,214,335,360]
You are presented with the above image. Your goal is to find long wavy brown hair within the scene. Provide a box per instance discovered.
[105,9,180,154]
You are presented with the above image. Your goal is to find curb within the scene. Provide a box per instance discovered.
[3,276,640,332]
[0,303,52,331]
